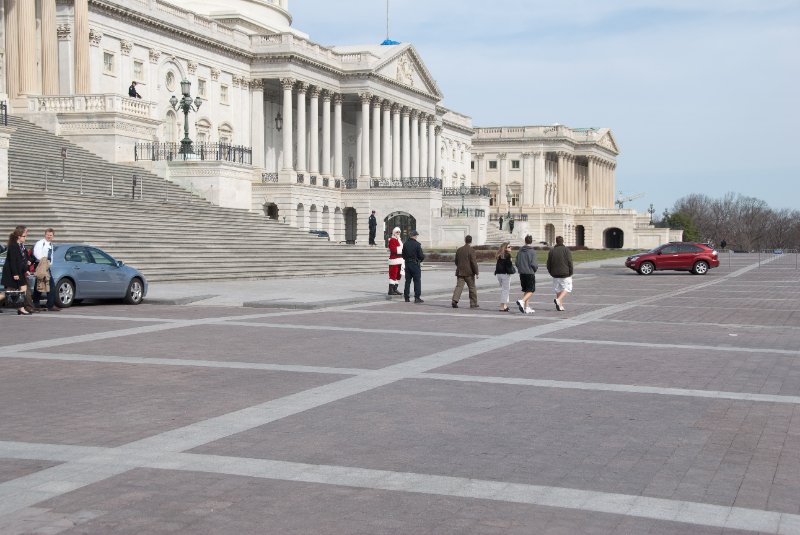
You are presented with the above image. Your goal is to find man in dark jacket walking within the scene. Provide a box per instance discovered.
[547,236,573,311]
[451,235,479,308]
[402,230,425,303]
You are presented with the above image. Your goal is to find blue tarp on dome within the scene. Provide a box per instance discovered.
[380,39,400,45]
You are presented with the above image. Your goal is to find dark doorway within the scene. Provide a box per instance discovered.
[263,203,279,220]
[575,225,585,247]
[344,207,358,244]
[384,211,416,247]
[604,227,624,248]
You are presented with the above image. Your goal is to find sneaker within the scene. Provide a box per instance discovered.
[516,300,525,313]
[554,298,560,311]
[525,307,535,314]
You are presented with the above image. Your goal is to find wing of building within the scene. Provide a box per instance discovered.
[0,0,680,248]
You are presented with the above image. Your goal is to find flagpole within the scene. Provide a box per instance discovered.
[386,0,390,41]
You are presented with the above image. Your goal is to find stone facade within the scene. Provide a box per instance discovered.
[0,0,672,248]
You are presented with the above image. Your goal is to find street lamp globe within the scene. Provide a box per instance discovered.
[180,78,191,96]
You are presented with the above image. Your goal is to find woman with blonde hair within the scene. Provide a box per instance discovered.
[493,241,515,312]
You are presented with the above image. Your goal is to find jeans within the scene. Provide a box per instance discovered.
[496,273,511,304]
[403,263,421,298]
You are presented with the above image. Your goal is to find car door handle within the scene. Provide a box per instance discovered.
[73,266,81,270]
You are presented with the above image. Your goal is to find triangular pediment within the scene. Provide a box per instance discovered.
[597,130,620,154]
[375,45,442,99]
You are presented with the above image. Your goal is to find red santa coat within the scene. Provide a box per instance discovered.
[388,236,403,283]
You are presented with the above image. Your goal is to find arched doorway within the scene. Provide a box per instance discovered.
[297,203,306,231]
[604,227,624,248]
[575,225,585,247]
[344,207,358,244]
[309,204,319,230]
[384,211,416,247]
[544,223,556,246]
[263,203,279,220]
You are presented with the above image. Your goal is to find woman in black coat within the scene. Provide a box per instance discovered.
[1,226,32,315]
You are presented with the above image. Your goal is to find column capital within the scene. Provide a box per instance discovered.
[401,106,410,117]
[333,93,343,104]
[89,28,103,47]
[280,77,296,90]
[475,153,485,160]
[521,152,533,159]
[497,152,507,160]
[149,49,161,64]
[309,86,321,98]
[371,96,383,109]
[210,67,221,81]
[391,103,400,113]
[557,150,569,159]
[321,89,332,101]
[382,100,392,111]
[434,125,442,136]
[120,40,133,56]
[359,92,372,103]
[250,78,264,91]
[187,60,197,74]
[410,109,419,119]
[57,24,71,41]
[296,81,308,94]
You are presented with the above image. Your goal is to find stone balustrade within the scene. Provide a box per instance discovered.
[28,95,156,118]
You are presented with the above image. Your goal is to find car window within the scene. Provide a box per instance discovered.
[678,244,703,253]
[64,247,91,263]
[660,245,680,254]
[87,248,117,266]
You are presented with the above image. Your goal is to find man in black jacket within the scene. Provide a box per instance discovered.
[546,236,573,311]
[402,230,425,303]
[368,211,377,245]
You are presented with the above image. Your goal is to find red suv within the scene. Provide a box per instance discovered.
[625,242,720,275]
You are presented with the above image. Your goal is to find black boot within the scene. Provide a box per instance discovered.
[388,284,394,296]
[391,284,402,295]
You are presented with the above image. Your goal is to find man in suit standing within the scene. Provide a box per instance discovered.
[402,230,425,303]
[368,211,377,246]
[452,235,479,308]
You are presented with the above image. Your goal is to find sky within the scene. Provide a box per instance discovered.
[288,0,800,215]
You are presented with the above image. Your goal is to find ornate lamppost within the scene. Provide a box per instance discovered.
[647,203,655,224]
[169,79,202,157]
[459,183,468,214]
[505,185,512,220]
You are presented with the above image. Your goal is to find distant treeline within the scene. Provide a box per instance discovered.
[654,193,800,251]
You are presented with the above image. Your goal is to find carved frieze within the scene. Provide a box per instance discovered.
[396,54,414,87]
[57,24,71,40]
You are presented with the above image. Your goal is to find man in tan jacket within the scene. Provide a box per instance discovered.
[452,235,480,308]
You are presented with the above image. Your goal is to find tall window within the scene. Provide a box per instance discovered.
[197,78,207,98]
[511,160,520,170]
[133,60,144,81]
[220,84,229,104]
[103,52,115,75]
[488,160,497,170]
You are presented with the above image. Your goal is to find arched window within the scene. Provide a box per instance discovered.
[165,110,178,142]
[218,123,233,144]
[195,118,211,143]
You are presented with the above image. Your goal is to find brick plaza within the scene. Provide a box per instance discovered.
[1,253,799,534]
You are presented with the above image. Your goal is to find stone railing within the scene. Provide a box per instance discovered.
[370,177,442,189]
[473,125,600,141]
[251,32,379,68]
[28,94,156,118]
[442,186,489,197]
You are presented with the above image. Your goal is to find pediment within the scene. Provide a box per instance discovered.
[375,46,442,99]
[597,130,620,154]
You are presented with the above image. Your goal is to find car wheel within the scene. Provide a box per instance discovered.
[638,261,655,275]
[124,278,144,305]
[692,261,709,275]
[55,278,75,308]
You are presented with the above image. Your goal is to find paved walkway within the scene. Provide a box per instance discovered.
[1,253,799,534]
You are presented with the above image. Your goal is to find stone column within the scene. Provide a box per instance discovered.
[88,28,103,94]
[434,125,442,182]
[280,78,294,171]
[568,155,575,207]
[476,153,485,186]
[586,157,595,208]
[296,83,307,173]
[556,152,567,207]
[74,0,90,93]
[610,163,617,208]
[333,93,343,179]
[250,79,265,169]
[17,0,37,95]
[321,90,331,177]
[391,104,401,179]
[57,23,73,94]
[498,153,508,209]
[410,110,419,178]
[359,92,371,179]
[0,130,10,198]
[428,119,436,179]
[382,101,391,179]
[522,153,533,206]
[309,87,320,175]
[401,107,410,178]
[5,0,19,98]
[419,114,428,178]
[371,97,381,178]
[41,0,59,95]
[534,151,545,205]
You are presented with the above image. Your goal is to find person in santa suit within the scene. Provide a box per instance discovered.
[387,227,403,295]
